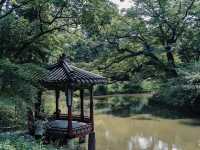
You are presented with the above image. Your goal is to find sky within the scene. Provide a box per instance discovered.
[110,0,133,10]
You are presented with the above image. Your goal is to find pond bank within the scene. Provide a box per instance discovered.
[93,92,153,98]
[94,93,200,119]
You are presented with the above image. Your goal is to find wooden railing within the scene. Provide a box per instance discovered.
[46,114,92,138]
[48,114,91,123]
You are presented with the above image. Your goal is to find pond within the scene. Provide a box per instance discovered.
[95,114,200,150]
[93,94,200,150]
[43,93,200,150]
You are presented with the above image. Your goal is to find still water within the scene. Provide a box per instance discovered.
[95,114,200,150]
[93,95,200,150]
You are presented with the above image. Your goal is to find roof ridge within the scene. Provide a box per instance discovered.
[60,59,75,81]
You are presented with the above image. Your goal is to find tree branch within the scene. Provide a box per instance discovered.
[104,54,134,69]
[0,0,6,5]
[39,3,65,25]
[182,0,195,21]
[0,0,31,20]
[15,21,78,57]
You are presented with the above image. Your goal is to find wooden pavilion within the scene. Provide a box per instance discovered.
[32,54,107,149]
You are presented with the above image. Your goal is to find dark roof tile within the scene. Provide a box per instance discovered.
[40,55,107,86]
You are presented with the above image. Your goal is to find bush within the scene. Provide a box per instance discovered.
[122,82,144,93]
[0,96,29,129]
[94,81,156,95]
[0,58,46,129]
[94,85,108,95]
[141,80,160,92]
[109,96,148,113]
[0,107,16,127]
[0,134,47,150]
[150,62,200,114]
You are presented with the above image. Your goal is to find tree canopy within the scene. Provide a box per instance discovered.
[0,0,200,125]
[72,0,200,80]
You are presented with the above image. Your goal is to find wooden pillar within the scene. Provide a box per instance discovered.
[68,105,72,136]
[88,132,96,150]
[65,87,73,137]
[89,87,94,131]
[55,90,60,118]
[35,91,42,118]
[38,91,42,107]
[27,109,34,135]
[79,89,86,143]
[80,89,84,121]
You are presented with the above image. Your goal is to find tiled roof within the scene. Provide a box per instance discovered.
[40,55,107,86]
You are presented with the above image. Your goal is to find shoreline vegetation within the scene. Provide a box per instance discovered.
[93,92,154,98]
[0,91,199,131]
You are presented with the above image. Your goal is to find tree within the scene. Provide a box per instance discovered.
[79,0,199,80]
[0,0,116,127]
[0,0,114,63]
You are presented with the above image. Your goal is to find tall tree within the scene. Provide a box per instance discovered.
[0,0,113,63]
[82,0,199,79]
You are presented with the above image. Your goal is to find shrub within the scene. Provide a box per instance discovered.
[94,81,156,95]
[0,58,46,128]
[94,85,108,95]
[0,134,47,150]
[150,61,200,114]
[109,96,148,113]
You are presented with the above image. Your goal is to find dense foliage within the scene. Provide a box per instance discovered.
[150,61,200,114]
[0,134,46,150]
[0,0,114,127]
[0,0,200,130]
[75,0,200,115]
[0,58,46,127]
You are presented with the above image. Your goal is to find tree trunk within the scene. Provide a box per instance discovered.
[165,46,178,77]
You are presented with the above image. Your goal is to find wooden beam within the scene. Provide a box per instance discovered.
[88,132,96,150]
[35,91,42,118]
[89,87,94,131]
[55,90,60,118]
[27,109,34,135]
[38,91,42,110]
[65,87,73,137]
[80,89,84,121]
[68,105,72,136]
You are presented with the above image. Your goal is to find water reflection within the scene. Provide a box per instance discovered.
[94,95,200,150]
[95,114,200,150]
[128,135,182,150]
[95,95,149,114]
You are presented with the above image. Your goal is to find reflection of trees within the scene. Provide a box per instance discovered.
[128,135,182,150]
[109,96,147,113]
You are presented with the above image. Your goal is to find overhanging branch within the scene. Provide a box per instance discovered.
[0,0,31,20]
